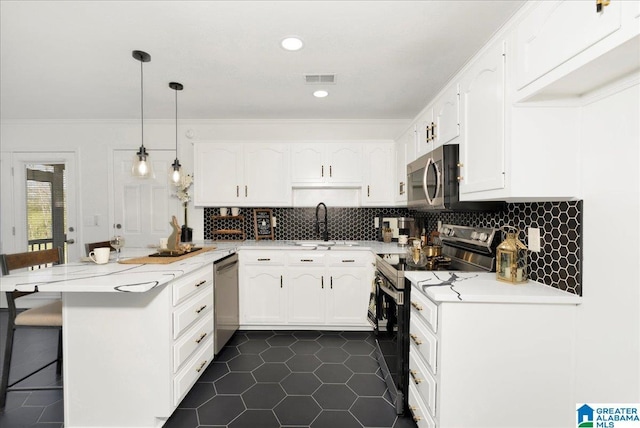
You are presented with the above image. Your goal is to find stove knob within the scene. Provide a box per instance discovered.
[470,231,478,240]
[442,227,451,236]
[478,232,488,242]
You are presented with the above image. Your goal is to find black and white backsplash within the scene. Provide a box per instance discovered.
[204,201,582,296]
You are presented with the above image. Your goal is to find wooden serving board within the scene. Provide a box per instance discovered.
[118,246,217,264]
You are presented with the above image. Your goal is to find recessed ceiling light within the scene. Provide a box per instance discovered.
[281,36,304,51]
[313,90,329,98]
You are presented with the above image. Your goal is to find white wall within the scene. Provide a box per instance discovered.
[575,79,640,402]
[0,119,408,251]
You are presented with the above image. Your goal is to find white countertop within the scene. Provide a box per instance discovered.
[405,271,582,305]
[0,240,402,294]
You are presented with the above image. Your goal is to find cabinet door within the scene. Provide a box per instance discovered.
[459,40,506,195]
[434,84,460,147]
[193,144,242,206]
[516,0,622,89]
[326,269,370,325]
[327,144,362,184]
[287,268,325,324]
[394,132,411,204]
[291,144,324,184]
[241,266,286,324]
[362,142,395,206]
[244,143,291,205]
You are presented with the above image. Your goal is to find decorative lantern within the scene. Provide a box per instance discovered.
[496,226,528,284]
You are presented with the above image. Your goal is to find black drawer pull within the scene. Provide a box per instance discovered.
[195,332,207,344]
[341,259,355,263]
[195,280,207,287]
[257,258,271,261]
[300,259,314,262]
[195,305,207,314]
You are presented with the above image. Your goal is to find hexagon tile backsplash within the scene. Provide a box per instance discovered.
[204,201,582,295]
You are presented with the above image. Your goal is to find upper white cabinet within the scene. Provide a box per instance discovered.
[362,141,395,206]
[433,84,460,147]
[394,127,415,205]
[459,39,506,196]
[515,0,640,101]
[291,143,362,186]
[194,142,291,207]
[414,109,434,159]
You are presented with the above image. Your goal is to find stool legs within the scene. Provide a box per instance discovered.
[0,324,16,410]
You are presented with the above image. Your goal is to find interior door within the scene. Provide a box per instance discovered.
[112,149,177,248]
[11,151,79,262]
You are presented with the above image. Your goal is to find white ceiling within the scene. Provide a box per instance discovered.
[0,1,524,121]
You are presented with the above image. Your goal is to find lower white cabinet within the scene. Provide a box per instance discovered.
[408,285,577,427]
[62,264,214,427]
[239,249,374,328]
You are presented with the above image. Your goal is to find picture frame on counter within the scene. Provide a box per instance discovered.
[253,208,274,240]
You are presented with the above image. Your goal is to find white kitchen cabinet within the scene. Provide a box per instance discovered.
[458,38,506,196]
[291,143,362,186]
[394,127,415,204]
[238,249,373,329]
[515,0,622,91]
[362,141,395,206]
[193,142,291,206]
[433,84,460,147]
[414,109,434,159]
[407,284,577,427]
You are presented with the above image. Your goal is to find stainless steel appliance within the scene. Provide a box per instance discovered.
[214,253,239,354]
[407,145,505,212]
[369,224,500,414]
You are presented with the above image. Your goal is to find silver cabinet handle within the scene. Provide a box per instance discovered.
[399,181,405,195]
[236,185,239,197]
[245,185,247,197]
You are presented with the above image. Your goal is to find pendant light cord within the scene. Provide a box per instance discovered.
[140,59,144,150]
[175,87,178,154]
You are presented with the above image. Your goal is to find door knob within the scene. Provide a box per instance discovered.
[66,239,75,244]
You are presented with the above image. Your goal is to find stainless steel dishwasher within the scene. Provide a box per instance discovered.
[213,253,239,354]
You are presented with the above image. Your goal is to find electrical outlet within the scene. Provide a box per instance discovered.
[374,218,379,228]
[528,227,541,252]
[271,216,277,227]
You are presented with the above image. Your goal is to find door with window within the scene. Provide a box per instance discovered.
[10,152,79,262]
[111,149,178,248]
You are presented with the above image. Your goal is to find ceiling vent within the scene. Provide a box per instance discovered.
[304,74,336,85]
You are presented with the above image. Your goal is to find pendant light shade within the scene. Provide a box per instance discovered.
[169,81,184,185]
[131,50,153,178]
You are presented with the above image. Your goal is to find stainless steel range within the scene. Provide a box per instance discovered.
[369,224,500,415]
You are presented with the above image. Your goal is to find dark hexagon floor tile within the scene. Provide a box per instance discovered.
[229,409,281,428]
[237,339,271,354]
[347,373,387,397]
[340,331,373,341]
[344,355,380,373]
[23,389,63,406]
[178,382,216,408]
[286,354,323,372]
[214,372,256,394]
[267,335,297,347]
[227,332,249,346]
[0,405,47,427]
[394,414,419,428]
[198,395,246,426]
[290,340,322,355]
[293,330,323,340]
[315,347,349,363]
[215,345,240,362]
[316,334,347,348]
[244,330,275,340]
[260,346,294,362]
[312,384,357,410]
[38,399,64,423]
[281,372,322,395]
[274,396,321,426]
[350,397,397,427]
[252,362,291,382]
[163,408,199,428]
[199,361,230,382]
[227,354,264,372]
[311,410,362,428]
[241,383,286,409]
[314,363,353,383]
[342,340,374,356]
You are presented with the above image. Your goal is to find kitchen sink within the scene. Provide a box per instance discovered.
[292,240,360,249]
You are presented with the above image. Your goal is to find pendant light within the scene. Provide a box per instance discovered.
[131,50,153,178]
[169,81,184,185]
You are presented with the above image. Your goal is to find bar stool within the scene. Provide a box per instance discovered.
[0,247,64,410]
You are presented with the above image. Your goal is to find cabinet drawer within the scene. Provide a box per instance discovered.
[173,267,213,306]
[410,309,438,374]
[409,342,437,416]
[173,315,214,373]
[326,252,372,267]
[287,253,325,266]
[408,379,437,428]
[240,251,285,265]
[410,287,438,332]
[173,285,213,339]
[173,337,214,406]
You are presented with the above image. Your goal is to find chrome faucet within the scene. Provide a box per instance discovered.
[315,202,329,241]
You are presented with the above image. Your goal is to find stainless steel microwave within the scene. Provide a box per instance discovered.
[407,145,505,212]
